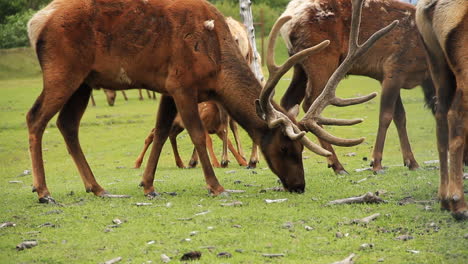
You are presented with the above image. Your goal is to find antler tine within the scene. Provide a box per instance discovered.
[255,14,332,157]
[259,15,329,114]
[300,0,398,146]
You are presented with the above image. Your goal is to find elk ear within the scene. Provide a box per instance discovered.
[255,99,266,121]
[288,104,300,118]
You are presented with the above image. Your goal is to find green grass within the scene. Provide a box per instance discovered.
[0,48,467,264]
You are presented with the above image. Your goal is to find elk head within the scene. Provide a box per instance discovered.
[256,0,398,192]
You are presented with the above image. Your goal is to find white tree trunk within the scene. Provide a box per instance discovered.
[239,0,265,84]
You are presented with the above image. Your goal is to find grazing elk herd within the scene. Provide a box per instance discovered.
[25,0,466,220]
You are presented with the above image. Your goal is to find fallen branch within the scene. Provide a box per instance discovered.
[352,213,380,225]
[265,198,288,204]
[103,257,122,264]
[0,222,16,228]
[332,253,356,264]
[262,253,285,258]
[16,241,38,251]
[326,192,384,206]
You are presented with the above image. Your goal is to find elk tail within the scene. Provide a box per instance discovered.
[421,78,436,114]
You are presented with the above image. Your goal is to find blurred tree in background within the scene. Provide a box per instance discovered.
[0,0,50,48]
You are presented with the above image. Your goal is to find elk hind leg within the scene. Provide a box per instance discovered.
[370,79,400,173]
[229,119,246,161]
[27,76,85,203]
[393,95,419,170]
[225,137,248,166]
[57,83,108,197]
[168,125,186,168]
[134,128,155,169]
[446,88,467,219]
[206,133,222,168]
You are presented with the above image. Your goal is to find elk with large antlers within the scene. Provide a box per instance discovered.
[279,0,434,174]
[26,0,395,203]
[416,0,467,220]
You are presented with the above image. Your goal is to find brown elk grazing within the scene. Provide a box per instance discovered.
[416,0,467,220]
[26,0,395,203]
[134,17,259,170]
[134,101,248,169]
[280,0,435,174]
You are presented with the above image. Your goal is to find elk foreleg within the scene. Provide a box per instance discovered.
[57,84,108,197]
[121,91,128,101]
[138,89,144,100]
[134,128,155,169]
[393,96,419,170]
[371,79,400,173]
[280,64,307,110]
[188,148,199,168]
[247,143,259,169]
[140,95,177,198]
[90,92,96,107]
[172,95,225,195]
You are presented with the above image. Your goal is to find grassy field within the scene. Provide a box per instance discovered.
[0,47,466,264]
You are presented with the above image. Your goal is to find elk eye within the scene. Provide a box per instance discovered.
[280,146,288,154]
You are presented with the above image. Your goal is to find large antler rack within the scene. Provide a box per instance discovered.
[256,0,398,156]
[255,15,332,157]
[299,0,399,147]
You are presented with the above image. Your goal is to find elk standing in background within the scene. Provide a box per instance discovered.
[95,89,156,107]
[134,101,248,169]
[416,0,467,220]
[26,0,394,203]
[280,0,435,174]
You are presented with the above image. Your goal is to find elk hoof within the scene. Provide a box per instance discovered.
[38,196,57,204]
[451,210,468,221]
[221,160,229,168]
[439,200,451,211]
[404,160,420,170]
[146,191,160,199]
[373,169,385,175]
[219,191,230,197]
[208,190,230,197]
[335,169,349,175]
[247,161,258,169]
[188,160,198,168]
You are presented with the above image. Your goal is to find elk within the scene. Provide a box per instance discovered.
[26,0,395,203]
[416,0,467,220]
[279,0,435,174]
[133,17,258,170]
[134,101,248,169]
[96,89,156,106]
